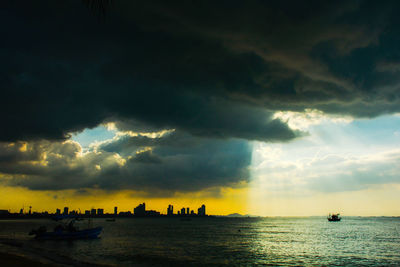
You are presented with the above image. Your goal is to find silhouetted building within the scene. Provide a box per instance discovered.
[119,211,132,216]
[167,205,174,216]
[56,208,61,215]
[198,204,206,216]
[97,208,104,215]
[191,210,195,215]
[19,208,24,214]
[134,203,146,216]
[178,211,181,215]
[146,210,161,216]
[91,208,96,215]
[114,206,118,216]
[71,210,80,215]
[63,207,69,215]
[85,210,90,215]
[181,207,186,215]
[186,207,189,215]
[0,210,9,215]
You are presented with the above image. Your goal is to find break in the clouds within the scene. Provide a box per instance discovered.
[251,114,400,195]
[1,1,400,194]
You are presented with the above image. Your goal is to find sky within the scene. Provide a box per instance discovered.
[1,0,400,216]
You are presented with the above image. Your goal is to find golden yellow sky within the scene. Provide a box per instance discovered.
[1,184,400,216]
[0,186,248,216]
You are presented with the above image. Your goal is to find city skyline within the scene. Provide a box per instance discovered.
[0,203,208,217]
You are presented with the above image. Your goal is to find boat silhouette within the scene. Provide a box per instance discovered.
[327,213,341,222]
[29,217,102,240]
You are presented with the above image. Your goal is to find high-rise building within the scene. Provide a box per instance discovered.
[91,208,96,215]
[167,204,174,216]
[63,207,69,215]
[114,206,118,215]
[134,203,146,216]
[85,210,90,215]
[186,207,189,215]
[181,207,186,215]
[97,208,104,215]
[197,204,206,216]
[56,208,61,215]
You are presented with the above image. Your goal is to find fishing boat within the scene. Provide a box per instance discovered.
[327,213,341,222]
[29,217,102,240]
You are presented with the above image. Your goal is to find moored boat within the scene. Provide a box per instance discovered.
[29,218,102,240]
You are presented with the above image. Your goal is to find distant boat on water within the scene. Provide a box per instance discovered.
[29,217,102,240]
[327,213,341,222]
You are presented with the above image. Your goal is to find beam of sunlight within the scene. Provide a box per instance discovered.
[249,113,400,216]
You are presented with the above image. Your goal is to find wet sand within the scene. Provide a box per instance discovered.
[0,252,57,267]
[0,239,62,266]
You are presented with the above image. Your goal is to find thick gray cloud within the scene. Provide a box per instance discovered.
[0,131,252,193]
[1,0,400,141]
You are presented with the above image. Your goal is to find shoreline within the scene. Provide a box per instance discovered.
[0,240,59,266]
[0,251,57,267]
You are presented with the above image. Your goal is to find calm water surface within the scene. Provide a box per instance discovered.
[1,217,400,266]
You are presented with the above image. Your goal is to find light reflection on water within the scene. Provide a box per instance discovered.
[1,217,400,266]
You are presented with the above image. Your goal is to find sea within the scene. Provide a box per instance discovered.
[0,217,400,266]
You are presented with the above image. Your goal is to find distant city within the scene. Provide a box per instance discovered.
[0,203,208,219]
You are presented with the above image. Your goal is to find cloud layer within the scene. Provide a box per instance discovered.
[2,1,400,142]
[2,1,400,194]
[253,147,400,194]
[0,131,251,194]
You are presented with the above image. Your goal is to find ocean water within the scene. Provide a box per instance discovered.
[1,217,400,266]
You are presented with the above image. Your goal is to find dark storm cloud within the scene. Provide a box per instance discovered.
[0,131,252,193]
[2,0,400,193]
[107,97,301,142]
[2,0,400,141]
